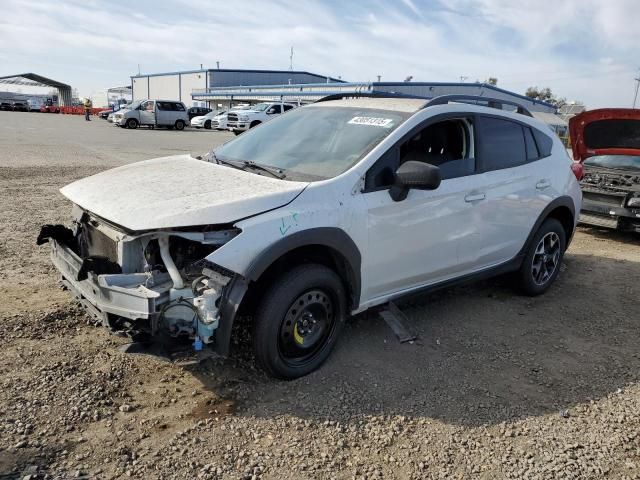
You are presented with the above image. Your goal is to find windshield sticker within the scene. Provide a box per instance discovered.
[348,116,394,128]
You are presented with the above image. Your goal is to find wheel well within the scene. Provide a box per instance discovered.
[241,245,357,315]
[250,120,261,128]
[547,206,574,245]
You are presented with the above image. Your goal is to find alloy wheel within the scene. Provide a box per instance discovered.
[531,232,561,286]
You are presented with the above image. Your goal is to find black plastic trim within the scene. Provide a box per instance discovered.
[519,196,576,254]
[214,228,362,357]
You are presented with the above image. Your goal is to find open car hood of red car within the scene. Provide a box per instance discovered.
[569,108,640,162]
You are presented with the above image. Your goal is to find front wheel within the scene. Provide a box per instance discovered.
[517,218,566,296]
[174,120,186,130]
[204,120,211,129]
[253,264,346,379]
[126,118,138,129]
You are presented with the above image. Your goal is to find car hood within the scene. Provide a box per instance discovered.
[569,108,640,162]
[191,115,206,122]
[60,155,308,231]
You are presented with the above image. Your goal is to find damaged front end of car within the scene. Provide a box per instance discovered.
[37,206,245,355]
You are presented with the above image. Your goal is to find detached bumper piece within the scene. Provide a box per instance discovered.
[49,239,170,324]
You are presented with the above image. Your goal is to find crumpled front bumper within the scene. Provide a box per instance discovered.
[49,239,171,324]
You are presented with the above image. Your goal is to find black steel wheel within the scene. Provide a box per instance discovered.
[517,218,566,296]
[126,118,138,129]
[253,264,346,379]
[174,119,185,131]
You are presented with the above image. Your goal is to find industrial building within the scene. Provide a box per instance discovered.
[130,68,343,106]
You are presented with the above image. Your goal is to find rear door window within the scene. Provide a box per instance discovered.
[477,116,526,171]
[174,103,185,111]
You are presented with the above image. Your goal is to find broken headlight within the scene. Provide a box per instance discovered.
[627,195,640,208]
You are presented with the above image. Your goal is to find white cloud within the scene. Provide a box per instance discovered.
[0,0,636,107]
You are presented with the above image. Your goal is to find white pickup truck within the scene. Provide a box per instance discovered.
[226,102,296,135]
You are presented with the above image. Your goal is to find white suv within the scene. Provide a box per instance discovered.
[227,102,296,135]
[38,95,582,379]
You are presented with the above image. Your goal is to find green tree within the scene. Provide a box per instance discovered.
[525,86,567,108]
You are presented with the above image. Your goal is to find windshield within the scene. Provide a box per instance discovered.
[251,103,271,112]
[214,105,408,180]
[584,155,640,171]
[123,101,140,110]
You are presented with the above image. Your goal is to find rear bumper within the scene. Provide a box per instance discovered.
[49,240,170,322]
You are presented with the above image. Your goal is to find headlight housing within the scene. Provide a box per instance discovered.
[627,195,640,208]
[238,115,249,122]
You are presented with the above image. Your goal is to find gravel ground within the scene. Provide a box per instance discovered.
[1,111,639,479]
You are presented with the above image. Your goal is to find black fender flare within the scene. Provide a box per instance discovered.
[518,195,576,258]
[214,227,362,357]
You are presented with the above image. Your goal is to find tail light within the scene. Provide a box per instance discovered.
[570,162,584,181]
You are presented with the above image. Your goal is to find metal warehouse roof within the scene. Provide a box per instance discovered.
[131,68,344,83]
[0,73,73,106]
[0,73,71,89]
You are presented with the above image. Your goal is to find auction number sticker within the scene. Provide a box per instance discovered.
[348,116,394,127]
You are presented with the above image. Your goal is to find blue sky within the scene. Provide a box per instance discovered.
[1,0,638,108]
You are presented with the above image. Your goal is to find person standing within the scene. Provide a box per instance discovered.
[83,98,92,121]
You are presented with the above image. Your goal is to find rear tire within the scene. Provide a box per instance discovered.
[253,264,346,379]
[126,118,138,129]
[175,120,185,131]
[517,218,566,296]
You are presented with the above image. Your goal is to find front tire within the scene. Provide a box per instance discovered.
[517,218,566,296]
[126,118,138,129]
[204,120,211,129]
[253,264,346,379]
[175,120,186,131]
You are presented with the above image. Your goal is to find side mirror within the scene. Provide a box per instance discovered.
[389,161,441,201]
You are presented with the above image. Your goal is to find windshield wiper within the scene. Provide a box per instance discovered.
[208,151,246,171]
[242,161,286,179]
[209,152,286,179]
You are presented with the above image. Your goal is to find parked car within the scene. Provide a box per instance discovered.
[12,101,28,112]
[227,102,296,135]
[98,109,112,119]
[37,95,581,379]
[191,110,225,129]
[112,99,189,130]
[569,108,640,232]
[0,101,13,111]
[188,106,212,120]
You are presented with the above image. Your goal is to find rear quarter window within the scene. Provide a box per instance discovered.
[477,116,526,171]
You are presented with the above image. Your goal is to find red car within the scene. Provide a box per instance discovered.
[569,108,640,232]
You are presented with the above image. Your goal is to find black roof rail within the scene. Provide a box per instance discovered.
[315,91,432,103]
[426,95,533,117]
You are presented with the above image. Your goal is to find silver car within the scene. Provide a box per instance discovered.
[113,100,190,130]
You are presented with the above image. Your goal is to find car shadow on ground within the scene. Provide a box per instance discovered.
[576,225,639,243]
[184,251,640,428]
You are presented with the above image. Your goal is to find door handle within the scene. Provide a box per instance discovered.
[536,179,551,190]
[464,192,486,203]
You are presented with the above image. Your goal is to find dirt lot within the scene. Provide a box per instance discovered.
[1,111,639,479]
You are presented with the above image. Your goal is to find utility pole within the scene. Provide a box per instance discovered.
[377,75,381,82]
[633,69,640,108]
[289,47,294,71]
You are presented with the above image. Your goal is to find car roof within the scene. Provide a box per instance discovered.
[311,97,428,113]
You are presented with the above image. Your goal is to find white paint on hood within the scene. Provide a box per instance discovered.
[60,155,308,231]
